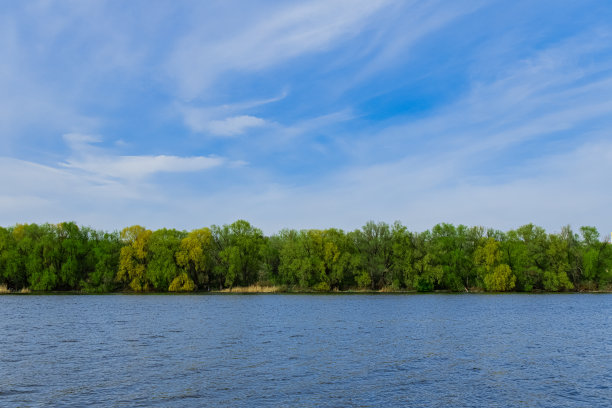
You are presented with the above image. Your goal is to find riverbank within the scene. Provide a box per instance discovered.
[2,284,611,295]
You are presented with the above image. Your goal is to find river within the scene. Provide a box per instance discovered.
[1,294,610,407]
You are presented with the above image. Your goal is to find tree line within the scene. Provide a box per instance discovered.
[0,220,611,293]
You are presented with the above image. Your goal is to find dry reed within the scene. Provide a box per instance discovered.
[220,284,285,293]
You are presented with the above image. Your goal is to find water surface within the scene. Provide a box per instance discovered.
[1,294,610,407]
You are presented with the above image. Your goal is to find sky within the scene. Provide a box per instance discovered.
[1,0,611,236]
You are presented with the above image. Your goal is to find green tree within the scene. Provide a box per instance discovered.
[391,225,442,291]
[353,221,393,289]
[278,228,354,290]
[578,226,612,289]
[0,227,25,290]
[259,234,283,285]
[55,222,90,290]
[430,224,481,291]
[147,228,186,291]
[543,234,574,291]
[277,229,308,287]
[17,224,60,291]
[504,224,550,291]
[81,230,122,292]
[212,220,264,288]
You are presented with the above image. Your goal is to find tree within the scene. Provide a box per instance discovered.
[391,225,442,291]
[0,227,24,290]
[19,224,59,291]
[168,272,196,292]
[430,224,481,291]
[146,228,186,291]
[277,229,309,287]
[212,220,264,288]
[483,265,516,292]
[55,222,89,290]
[175,227,212,290]
[277,228,354,290]
[504,224,549,291]
[474,237,516,291]
[317,228,353,290]
[82,230,122,292]
[578,226,612,289]
[543,234,574,291]
[353,221,393,289]
[117,225,152,291]
[259,234,283,285]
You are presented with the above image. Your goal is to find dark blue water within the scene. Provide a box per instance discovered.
[0,294,610,407]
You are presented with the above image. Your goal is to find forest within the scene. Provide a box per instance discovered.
[0,220,611,293]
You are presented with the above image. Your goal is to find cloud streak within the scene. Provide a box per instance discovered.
[168,0,393,99]
[59,133,226,181]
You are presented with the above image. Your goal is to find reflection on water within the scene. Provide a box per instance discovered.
[1,294,610,407]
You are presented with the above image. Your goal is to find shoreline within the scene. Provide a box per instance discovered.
[2,288,611,295]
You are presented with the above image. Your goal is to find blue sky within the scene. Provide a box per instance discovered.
[1,0,611,236]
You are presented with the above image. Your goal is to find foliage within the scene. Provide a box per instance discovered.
[168,272,196,292]
[117,225,152,291]
[1,221,611,293]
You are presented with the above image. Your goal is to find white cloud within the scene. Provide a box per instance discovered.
[183,111,267,136]
[0,156,164,228]
[59,133,225,180]
[168,0,393,99]
[0,133,230,228]
[206,115,266,137]
[63,154,225,180]
[178,91,286,136]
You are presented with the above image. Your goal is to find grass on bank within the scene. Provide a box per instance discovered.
[217,285,421,294]
[220,284,287,293]
[0,284,31,294]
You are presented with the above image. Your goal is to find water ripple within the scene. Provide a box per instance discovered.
[0,294,610,407]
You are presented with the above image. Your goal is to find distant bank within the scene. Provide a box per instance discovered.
[1,220,610,294]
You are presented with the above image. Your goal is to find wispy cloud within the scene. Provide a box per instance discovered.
[181,108,269,137]
[63,154,225,181]
[349,29,612,164]
[178,91,286,136]
[205,115,267,137]
[0,133,233,228]
[345,0,485,86]
[167,0,393,99]
[60,133,226,180]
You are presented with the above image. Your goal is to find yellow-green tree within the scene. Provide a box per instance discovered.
[116,225,152,291]
[474,237,516,291]
[168,272,196,292]
[175,227,212,290]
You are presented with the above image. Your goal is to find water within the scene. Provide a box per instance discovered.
[0,294,610,407]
